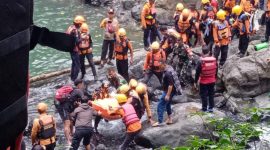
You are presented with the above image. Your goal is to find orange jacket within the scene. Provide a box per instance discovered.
[31,114,56,146]
[213,20,231,45]
[141,2,156,28]
[143,50,166,72]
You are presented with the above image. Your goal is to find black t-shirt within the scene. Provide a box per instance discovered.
[199,21,214,43]
[162,71,175,94]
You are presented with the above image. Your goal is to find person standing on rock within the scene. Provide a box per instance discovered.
[114,28,134,82]
[199,14,215,55]
[261,9,270,42]
[213,9,231,68]
[99,8,119,69]
[77,23,97,81]
[194,45,217,113]
[66,15,86,81]
[31,103,56,150]
[152,62,182,127]
[176,8,197,46]
[174,3,185,29]
[143,42,166,84]
[70,98,101,150]
[232,5,252,57]
[141,0,158,50]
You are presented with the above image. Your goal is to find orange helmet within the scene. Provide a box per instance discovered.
[181,8,190,18]
[74,15,86,24]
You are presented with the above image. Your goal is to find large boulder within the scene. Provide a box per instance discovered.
[221,48,270,98]
[137,102,225,148]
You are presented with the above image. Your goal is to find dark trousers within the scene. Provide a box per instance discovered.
[214,45,228,66]
[143,70,163,84]
[45,143,56,150]
[70,51,81,81]
[101,40,114,61]
[119,130,141,150]
[239,34,249,55]
[199,83,215,111]
[79,53,97,77]
[71,127,93,150]
[260,0,264,9]
[144,25,157,47]
[205,40,214,56]
[116,59,129,82]
[94,116,102,133]
[157,91,174,123]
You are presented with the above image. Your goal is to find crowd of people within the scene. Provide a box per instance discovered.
[30,0,270,149]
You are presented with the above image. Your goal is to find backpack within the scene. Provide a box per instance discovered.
[55,85,73,102]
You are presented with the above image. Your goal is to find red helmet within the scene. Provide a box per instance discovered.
[211,0,218,8]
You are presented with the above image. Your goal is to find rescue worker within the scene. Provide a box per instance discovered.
[167,37,193,87]
[77,23,97,80]
[223,0,236,10]
[213,9,231,67]
[107,67,127,89]
[189,3,201,47]
[92,80,111,134]
[200,0,217,21]
[99,8,119,69]
[70,98,100,150]
[114,28,134,82]
[194,46,217,112]
[118,84,146,120]
[189,3,200,21]
[54,79,85,145]
[199,14,214,55]
[160,26,171,56]
[261,9,270,42]
[232,5,252,57]
[141,0,158,50]
[176,8,197,46]
[66,15,86,81]
[129,79,138,90]
[152,62,182,127]
[111,101,141,150]
[135,82,155,124]
[143,42,166,84]
[31,103,56,150]
[174,3,185,29]
[240,0,258,13]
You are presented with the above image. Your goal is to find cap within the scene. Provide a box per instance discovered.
[74,79,83,86]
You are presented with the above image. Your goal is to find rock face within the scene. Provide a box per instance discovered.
[221,48,270,98]
[137,102,225,148]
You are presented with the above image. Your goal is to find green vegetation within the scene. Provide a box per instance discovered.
[159,108,269,150]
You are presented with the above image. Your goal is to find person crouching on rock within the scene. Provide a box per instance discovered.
[194,45,217,113]
[77,23,97,81]
[110,99,141,150]
[143,41,166,85]
[31,103,56,150]
[152,62,182,127]
[70,98,101,150]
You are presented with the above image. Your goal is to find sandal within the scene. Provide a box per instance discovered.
[152,122,161,127]
[166,118,173,125]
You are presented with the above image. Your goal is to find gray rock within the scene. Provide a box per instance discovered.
[137,102,225,148]
[156,8,173,25]
[131,5,142,21]
[122,0,136,10]
[221,48,270,98]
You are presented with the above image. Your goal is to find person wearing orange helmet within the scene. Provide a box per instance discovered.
[31,103,56,150]
[66,15,86,81]
[77,23,97,81]
[176,8,197,45]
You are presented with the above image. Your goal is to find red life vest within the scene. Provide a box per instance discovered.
[122,103,140,126]
[200,57,217,84]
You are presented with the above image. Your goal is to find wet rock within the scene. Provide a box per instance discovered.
[221,48,270,98]
[131,5,142,21]
[156,8,173,25]
[137,102,225,148]
[121,0,136,10]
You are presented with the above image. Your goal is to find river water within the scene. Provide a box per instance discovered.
[30,0,143,77]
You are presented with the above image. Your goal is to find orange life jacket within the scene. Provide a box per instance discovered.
[37,115,55,141]
[114,38,129,60]
[178,15,192,33]
[149,50,166,71]
[143,3,157,25]
[78,33,92,55]
[200,57,217,84]
[215,21,230,40]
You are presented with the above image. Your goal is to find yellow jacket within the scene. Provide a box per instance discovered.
[31,114,56,146]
